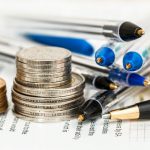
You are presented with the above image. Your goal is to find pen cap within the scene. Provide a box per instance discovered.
[138,100,150,119]
[123,51,143,71]
[127,73,145,86]
[95,47,115,67]
[119,22,142,41]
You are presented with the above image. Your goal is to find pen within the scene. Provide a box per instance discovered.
[103,100,150,120]
[123,35,150,71]
[78,90,118,122]
[95,42,134,67]
[7,16,144,42]
[108,68,150,86]
[78,63,150,122]
[73,65,118,90]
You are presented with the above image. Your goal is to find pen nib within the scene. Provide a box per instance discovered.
[78,114,85,122]
[136,29,145,37]
[144,80,150,87]
[96,58,103,64]
[109,83,118,90]
[126,63,131,70]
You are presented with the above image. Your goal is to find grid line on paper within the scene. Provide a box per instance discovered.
[129,121,150,142]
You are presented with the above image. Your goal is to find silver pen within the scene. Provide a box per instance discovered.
[6,16,144,41]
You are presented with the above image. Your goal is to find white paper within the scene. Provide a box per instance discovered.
[0,55,150,150]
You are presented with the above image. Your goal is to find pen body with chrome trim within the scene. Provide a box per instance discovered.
[7,16,144,42]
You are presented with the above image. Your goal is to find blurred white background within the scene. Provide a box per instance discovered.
[0,0,150,22]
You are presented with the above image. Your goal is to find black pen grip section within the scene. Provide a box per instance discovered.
[138,100,150,119]
[94,77,113,90]
[119,22,141,41]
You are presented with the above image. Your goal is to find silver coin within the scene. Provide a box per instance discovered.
[15,78,71,88]
[16,69,71,78]
[12,96,84,109]
[16,65,71,73]
[14,105,80,117]
[13,110,77,123]
[12,89,83,103]
[16,74,71,83]
[12,99,84,113]
[16,46,72,64]
[13,73,85,97]
[16,64,71,71]
[16,60,71,69]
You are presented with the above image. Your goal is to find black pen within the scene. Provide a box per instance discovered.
[103,100,150,120]
[78,90,118,122]
[8,16,144,42]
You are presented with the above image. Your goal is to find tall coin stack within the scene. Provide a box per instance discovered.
[0,78,8,113]
[12,46,85,122]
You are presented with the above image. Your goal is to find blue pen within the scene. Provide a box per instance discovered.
[95,46,115,67]
[95,42,133,67]
[123,36,150,71]
[24,34,94,56]
[108,68,150,86]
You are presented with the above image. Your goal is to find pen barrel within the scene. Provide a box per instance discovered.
[102,23,120,41]
[108,68,128,85]
[7,17,127,41]
[138,101,150,119]
[109,68,145,86]
[110,106,140,120]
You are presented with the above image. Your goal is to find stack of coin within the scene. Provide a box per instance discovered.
[0,78,8,113]
[12,46,85,122]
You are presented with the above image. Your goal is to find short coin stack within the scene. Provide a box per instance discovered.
[0,78,8,113]
[12,46,85,122]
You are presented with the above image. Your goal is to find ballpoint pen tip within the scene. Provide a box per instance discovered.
[102,114,111,119]
[136,29,145,36]
[109,83,118,90]
[126,63,131,70]
[96,58,103,64]
[144,80,150,87]
[78,114,85,122]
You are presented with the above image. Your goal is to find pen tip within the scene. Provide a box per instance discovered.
[78,114,85,122]
[109,83,118,90]
[96,58,103,64]
[144,80,150,87]
[136,29,145,37]
[103,113,111,119]
[125,63,132,70]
